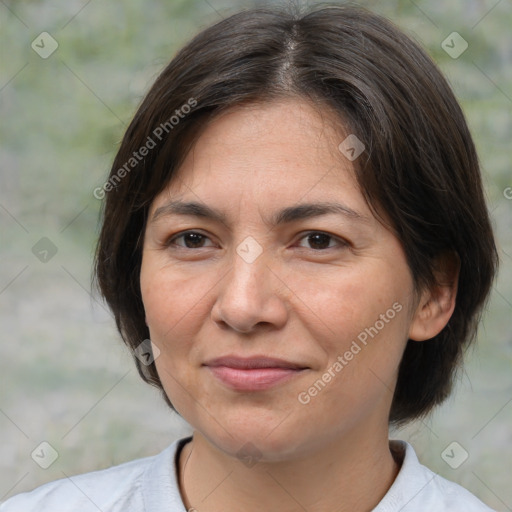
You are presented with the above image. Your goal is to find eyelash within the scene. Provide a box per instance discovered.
[165,230,349,251]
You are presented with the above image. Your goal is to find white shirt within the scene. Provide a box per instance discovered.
[0,436,496,511]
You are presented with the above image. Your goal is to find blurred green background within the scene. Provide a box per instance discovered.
[0,0,511,509]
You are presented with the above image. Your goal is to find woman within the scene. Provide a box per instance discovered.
[1,3,499,511]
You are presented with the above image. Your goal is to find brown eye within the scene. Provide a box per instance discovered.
[297,232,348,250]
[168,231,214,249]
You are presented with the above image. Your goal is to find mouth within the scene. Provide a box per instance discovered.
[203,356,309,391]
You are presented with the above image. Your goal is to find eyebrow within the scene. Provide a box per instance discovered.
[150,200,371,227]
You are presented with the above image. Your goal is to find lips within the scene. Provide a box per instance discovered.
[204,356,308,391]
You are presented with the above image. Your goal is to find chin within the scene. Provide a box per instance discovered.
[163,381,321,461]
[196,410,315,463]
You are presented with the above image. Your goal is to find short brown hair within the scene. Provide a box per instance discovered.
[94,3,498,425]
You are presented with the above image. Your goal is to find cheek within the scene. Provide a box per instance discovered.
[297,262,412,385]
[140,257,209,334]
[287,263,401,344]
[140,263,204,413]
[140,265,197,388]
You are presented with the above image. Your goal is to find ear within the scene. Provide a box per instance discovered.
[408,251,460,342]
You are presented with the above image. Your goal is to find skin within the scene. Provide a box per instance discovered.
[140,98,458,512]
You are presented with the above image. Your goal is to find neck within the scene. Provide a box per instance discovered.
[178,424,400,512]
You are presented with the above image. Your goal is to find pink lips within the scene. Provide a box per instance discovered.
[204,356,307,391]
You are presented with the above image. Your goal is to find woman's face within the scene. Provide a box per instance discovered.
[140,99,420,460]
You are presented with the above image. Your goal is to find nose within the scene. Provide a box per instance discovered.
[210,248,289,334]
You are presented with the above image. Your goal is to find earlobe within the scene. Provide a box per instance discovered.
[408,251,460,342]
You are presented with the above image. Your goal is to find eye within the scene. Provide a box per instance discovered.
[167,231,215,249]
[296,231,349,251]
[165,230,349,251]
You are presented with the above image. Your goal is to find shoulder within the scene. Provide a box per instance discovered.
[0,438,189,512]
[0,455,152,512]
[375,440,496,512]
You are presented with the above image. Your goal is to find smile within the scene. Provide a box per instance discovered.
[204,356,308,391]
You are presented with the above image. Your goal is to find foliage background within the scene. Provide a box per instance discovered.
[0,0,511,509]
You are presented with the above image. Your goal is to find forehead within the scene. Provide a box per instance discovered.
[150,98,369,219]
